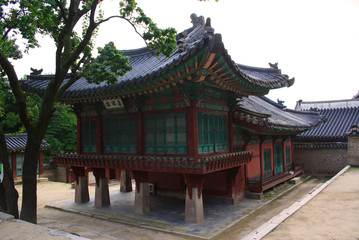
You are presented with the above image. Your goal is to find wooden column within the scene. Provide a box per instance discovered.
[132,171,150,214]
[226,167,243,204]
[187,104,198,158]
[72,166,89,203]
[183,174,206,223]
[93,168,110,207]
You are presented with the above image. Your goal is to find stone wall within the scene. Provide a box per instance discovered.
[43,166,67,182]
[347,127,359,166]
[294,148,347,176]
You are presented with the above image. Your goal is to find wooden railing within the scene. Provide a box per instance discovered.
[54,151,253,174]
[247,165,304,193]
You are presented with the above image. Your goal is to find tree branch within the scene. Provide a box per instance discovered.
[0,51,31,131]
[54,0,68,22]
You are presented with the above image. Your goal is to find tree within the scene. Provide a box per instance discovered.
[0,80,77,160]
[0,0,176,223]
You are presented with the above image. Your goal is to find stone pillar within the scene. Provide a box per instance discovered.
[183,174,206,223]
[131,171,150,215]
[72,167,89,203]
[93,168,110,207]
[134,182,150,214]
[346,125,359,166]
[120,169,133,192]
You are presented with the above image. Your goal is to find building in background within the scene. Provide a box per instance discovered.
[294,96,359,176]
[5,133,50,178]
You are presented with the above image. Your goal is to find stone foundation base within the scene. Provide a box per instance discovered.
[245,191,263,200]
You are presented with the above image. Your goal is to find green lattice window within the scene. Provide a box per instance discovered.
[103,116,137,153]
[285,146,291,165]
[16,153,24,176]
[274,144,283,174]
[14,153,39,176]
[264,149,272,172]
[82,119,97,153]
[197,113,228,154]
[145,112,187,154]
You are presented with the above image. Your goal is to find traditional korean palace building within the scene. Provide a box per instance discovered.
[6,133,50,178]
[21,15,323,222]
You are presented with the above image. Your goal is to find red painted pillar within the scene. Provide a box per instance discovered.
[259,139,264,182]
[290,138,294,168]
[187,104,198,159]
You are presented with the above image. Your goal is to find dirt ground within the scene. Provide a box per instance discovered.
[263,167,359,240]
[4,168,359,240]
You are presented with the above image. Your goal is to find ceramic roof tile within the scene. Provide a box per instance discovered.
[234,96,323,133]
[297,107,359,141]
[6,133,50,152]
[20,19,292,100]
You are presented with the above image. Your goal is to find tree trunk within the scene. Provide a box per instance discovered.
[0,124,19,218]
[20,132,41,224]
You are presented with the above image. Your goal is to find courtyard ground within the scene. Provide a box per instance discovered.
[0,166,358,239]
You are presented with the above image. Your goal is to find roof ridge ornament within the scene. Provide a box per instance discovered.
[346,125,359,136]
[190,13,205,29]
[268,62,278,69]
[30,67,43,75]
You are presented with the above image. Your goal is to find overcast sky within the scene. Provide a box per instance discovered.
[13,0,359,108]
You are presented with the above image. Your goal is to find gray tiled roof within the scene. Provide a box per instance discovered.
[234,96,323,133]
[20,21,293,100]
[296,107,359,141]
[6,133,50,152]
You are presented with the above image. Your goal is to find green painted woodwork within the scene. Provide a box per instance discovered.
[285,146,291,165]
[145,112,187,154]
[197,113,228,154]
[103,116,137,153]
[274,144,283,174]
[82,119,97,153]
[15,153,39,176]
[264,149,272,173]
[16,153,24,176]
[204,104,224,111]
[102,109,126,115]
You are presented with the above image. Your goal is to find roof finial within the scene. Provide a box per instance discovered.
[190,13,205,29]
[30,67,43,75]
[204,17,214,37]
[268,62,278,69]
